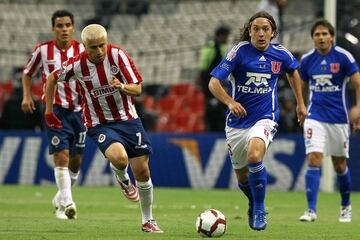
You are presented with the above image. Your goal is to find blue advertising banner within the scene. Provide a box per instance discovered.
[0,131,359,191]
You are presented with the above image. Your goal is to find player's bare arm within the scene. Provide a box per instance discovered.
[45,72,57,114]
[208,76,247,118]
[301,80,309,106]
[350,71,360,130]
[286,70,307,126]
[44,72,62,129]
[110,76,142,97]
[21,74,36,113]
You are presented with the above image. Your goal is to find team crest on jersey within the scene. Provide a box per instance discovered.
[57,62,67,78]
[271,61,282,73]
[98,134,106,143]
[330,63,340,73]
[110,65,119,75]
[51,136,60,146]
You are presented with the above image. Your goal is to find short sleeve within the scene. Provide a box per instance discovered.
[53,58,75,82]
[210,44,239,83]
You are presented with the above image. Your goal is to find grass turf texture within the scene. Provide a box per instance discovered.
[0,186,359,239]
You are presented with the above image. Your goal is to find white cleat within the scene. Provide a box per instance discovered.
[339,205,352,223]
[55,206,68,220]
[52,192,67,220]
[299,209,317,222]
[64,202,77,220]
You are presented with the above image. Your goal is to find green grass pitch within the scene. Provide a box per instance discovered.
[0,185,359,239]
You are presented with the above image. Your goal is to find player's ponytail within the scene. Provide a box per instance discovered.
[239,11,278,42]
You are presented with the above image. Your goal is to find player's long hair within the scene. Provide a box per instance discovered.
[239,11,278,42]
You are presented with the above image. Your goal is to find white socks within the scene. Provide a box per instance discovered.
[137,178,154,224]
[110,162,130,183]
[54,169,79,206]
[69,169,80,186]
[54,167,73,206]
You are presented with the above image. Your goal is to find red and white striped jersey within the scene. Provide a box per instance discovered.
[23,40,84,111]
[53,44,142,128]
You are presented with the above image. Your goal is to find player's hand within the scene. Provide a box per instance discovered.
[110,76,125,91]
[296,103,307,127]
[45,113,62,129]
[228,101,247,118]
[350,106,360,131]
[21,97,36,114]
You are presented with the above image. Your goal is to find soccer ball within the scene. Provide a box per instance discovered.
[196,209,226,237]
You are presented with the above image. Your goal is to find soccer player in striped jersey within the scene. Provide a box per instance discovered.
[21,10,86,220]
[209,11,307,231]
[299,19,360,223]
[45,24,162,233]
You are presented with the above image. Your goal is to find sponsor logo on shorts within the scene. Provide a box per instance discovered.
[51,136,60,146]
[135,144,148,149]
[98,134,106,143]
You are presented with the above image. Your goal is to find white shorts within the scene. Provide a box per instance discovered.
[225,119,277,169]
[303,119,349,158]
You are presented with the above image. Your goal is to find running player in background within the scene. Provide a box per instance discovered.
[209,11,307,231]
[45,24,163,233]
[299,19,360,223]
[21,10,86,220]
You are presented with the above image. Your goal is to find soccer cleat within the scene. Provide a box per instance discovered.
[339,205,352,223]
[64,202,77,220]
[52,192,67,220]
[116,179,139,202]
[299,209,317,222]
[142,219,163,233]
[247,203,254,229]
[253,210,267,231]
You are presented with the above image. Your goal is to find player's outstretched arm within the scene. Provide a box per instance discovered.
[286,70,307,126]
[350,71,360,130]
[208,77,247,118]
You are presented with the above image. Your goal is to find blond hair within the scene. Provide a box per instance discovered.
[81,24,107,44]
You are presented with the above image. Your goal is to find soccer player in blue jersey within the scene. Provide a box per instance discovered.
[299,19,360,223]
[209,11,307,231]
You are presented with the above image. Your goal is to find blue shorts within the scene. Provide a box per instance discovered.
[44,105,87,155]
[87,118,152,158]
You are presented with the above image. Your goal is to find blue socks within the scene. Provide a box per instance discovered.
[337,167,351,206]
[238,182,253,203]
[248,161,267,212]
[305,166,321,211]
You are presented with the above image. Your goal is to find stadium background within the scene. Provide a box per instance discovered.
[1,0,360,192]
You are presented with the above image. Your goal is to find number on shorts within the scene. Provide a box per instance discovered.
[78,131,86,144]
[136,132,142,146]
[306,128,312,139]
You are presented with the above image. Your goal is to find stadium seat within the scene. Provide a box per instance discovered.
[156,94,184,115]
[139,95,156,110]
[170,83,197,96]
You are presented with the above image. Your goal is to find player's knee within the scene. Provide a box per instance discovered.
[53,150,70,167]
[69,154,82,172]
[107,152,128,167]
[133,167,150,182]
[247,151,261,163]
[333,163,347,173]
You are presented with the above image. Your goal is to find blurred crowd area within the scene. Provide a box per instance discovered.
[0,0,359,133]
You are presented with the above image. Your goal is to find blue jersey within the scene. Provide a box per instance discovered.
[300,46,359,124]
[211,41,299,128]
